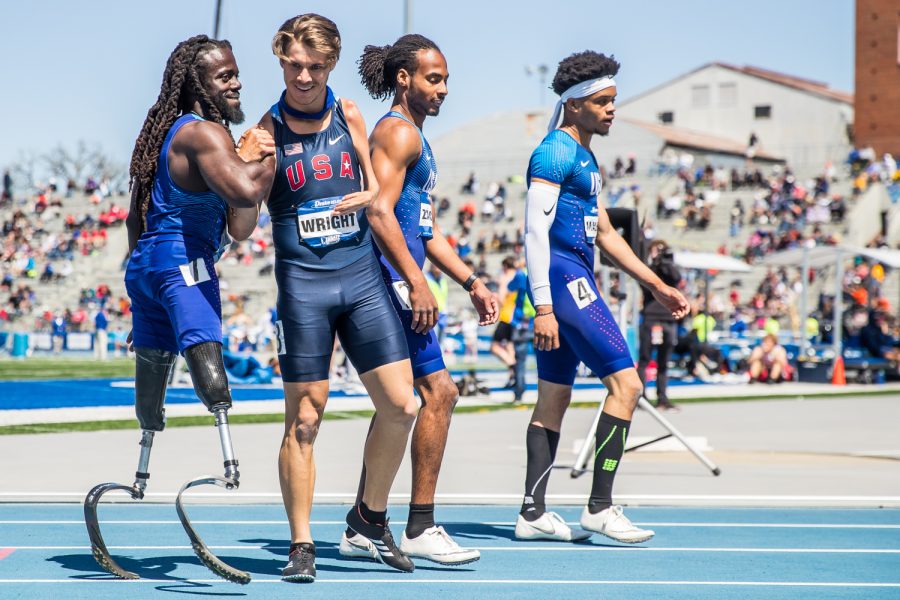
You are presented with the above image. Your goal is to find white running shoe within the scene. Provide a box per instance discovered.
[339,531,379,560]
[400,526,481,565]
[514,511,592,542]
[580,505,655,543]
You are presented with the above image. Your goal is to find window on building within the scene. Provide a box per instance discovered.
[718,82,737,107]
[754,105,772,119]
[691,84,710,108]
[658,111,674,124]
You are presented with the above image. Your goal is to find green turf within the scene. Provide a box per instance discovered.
[0,358,135,380]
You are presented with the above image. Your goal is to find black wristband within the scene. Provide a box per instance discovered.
[463,273,479,292]
[534,309,554,318]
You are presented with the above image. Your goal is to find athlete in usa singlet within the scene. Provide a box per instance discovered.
[267,99,408,382]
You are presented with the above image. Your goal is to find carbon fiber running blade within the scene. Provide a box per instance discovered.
[84,482,140,579]
[175,476,250,585]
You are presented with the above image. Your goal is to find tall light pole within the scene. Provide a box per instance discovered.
[213,0,223,38]
[525,64,549,106]
[404,0,413,34]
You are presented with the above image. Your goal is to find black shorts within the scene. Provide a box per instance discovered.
[492,321,514,344]
[274,252,409,382]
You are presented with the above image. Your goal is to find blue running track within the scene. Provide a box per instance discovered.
[0,503,898,599]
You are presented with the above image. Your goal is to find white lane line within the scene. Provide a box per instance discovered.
[0,579,897,587]
[8,545,900,554]
[2,492,900,503]
[4,520,900,529]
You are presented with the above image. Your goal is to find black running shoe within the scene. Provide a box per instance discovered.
[345,506,415,573]
[282,543,316,583]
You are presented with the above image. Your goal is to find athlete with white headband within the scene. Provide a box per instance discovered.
[516,51,689,543]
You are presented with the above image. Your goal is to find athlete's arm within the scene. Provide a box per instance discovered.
[426,222,499,326]
[126,187,142,254]
[594,202,689,319]
[525,178,561,351]
[226,124,272,240]
[366,117,438,333]
[334,99,379,216]
[225,205,259,241]
[177,121,275,209]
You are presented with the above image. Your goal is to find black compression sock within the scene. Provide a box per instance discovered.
[358,501,387,526]
[406,503,435,539]
[588,412,630,514]
[344,526,355,538]
[520,424,560,521]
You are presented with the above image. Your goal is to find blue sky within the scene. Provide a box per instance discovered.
[0,0,853,175]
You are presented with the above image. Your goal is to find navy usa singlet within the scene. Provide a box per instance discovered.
[267,98,408,382]
[268,100,371,269]
[371,111,444,380]
[526,129,633,385]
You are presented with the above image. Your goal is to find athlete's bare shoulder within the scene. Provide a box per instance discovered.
[371,115,420,164]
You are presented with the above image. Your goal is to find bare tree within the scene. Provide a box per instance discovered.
[42,140,125,190]
[9,149,41,194]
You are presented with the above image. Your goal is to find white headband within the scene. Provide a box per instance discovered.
[547,76,617,132]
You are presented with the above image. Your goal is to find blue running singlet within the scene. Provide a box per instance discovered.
[526,130,634,385]
[372,111,443,380]
[125,113,228,353]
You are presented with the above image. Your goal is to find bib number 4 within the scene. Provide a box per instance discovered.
[566,277,597,309]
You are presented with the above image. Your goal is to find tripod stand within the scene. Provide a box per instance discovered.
[569,395,721,478]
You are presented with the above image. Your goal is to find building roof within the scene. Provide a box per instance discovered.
[621,62,854,107]
[716,62,854,105]
[621,117,784,162]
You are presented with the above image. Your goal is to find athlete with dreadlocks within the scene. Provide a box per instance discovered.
[338,33,497,566]
[516,51,688,544]
[256,14,417,582]
[84,35,275,583]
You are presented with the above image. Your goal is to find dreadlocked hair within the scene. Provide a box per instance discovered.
[358,34,441,100]
[128,35,234,234]
[551,51,620,96]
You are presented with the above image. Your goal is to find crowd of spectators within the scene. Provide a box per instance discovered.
[0,173,128,332]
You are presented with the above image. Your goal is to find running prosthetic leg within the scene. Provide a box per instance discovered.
[84,347,174,579]
[174,342,249,584]
[175,405,249,584]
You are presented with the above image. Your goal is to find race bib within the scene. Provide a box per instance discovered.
[274,320,285,355]
[178,257,212,287]
[419,195,433,239]
[296,196,360,248]
[391,280,413,311]
[583,207,598,242]
[651,324,664,346]
[566,276,597,309]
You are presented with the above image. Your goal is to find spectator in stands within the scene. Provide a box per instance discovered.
[674,311,726,379]
[425,261,450,343]
[94,306,109,361]
[748,334,791,384]
[637,240,682,410]
[860,311,900,362]
[461,171,478,195]
[2,170,11,205]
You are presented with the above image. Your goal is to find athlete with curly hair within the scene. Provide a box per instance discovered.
[516,50,689,544]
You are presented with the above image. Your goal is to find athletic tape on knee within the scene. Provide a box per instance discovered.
[134,348,177,431]
[184,341,233,410]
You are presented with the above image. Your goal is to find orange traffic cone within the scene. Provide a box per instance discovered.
[831,355,846,386]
